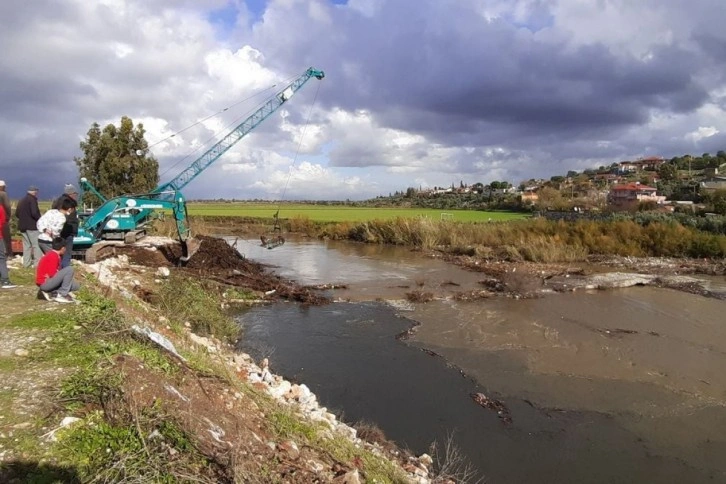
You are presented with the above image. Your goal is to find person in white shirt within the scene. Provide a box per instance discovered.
[37,198,76,254]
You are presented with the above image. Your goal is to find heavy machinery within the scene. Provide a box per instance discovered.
[79,177,107,207]
[74,67,325,262]
[74,190,193,263]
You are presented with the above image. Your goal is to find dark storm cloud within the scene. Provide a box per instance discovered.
[246,0,721,175]
[692,32,726,65]
[351,15,705,137]
[0,72,98,122]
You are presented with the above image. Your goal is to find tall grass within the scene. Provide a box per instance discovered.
[154,212,726,261]
[343,217,726,261]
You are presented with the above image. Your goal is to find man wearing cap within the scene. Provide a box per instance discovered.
[0,180,11,256]
[15,185,42,267]
[52,184,80,269]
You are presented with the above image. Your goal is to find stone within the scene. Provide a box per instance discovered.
[332,469,361,484]
[267,380,292,399]
[156,267,171,278]
[418,453,433,467]
[13,349,29,357]
[307,459,326,473]
[277,440,300,460]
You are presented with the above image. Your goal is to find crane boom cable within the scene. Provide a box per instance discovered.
[155,68,324,198]
[156,70,304,180]
[148,82,283,154]
[276,79,322,215]
[158,102,264,181]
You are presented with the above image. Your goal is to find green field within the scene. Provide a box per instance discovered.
[185,202,529,223]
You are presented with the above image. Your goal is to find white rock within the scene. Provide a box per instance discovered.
[332,469,361,484]
[418,453,433,467]
[260,369,273,383]
[156,267,170,278]
[247,372,262,383]
[13,349,29,357]
[267,380,292,399]
[307,459,326,473]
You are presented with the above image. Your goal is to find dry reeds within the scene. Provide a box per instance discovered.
[342,217,726,260]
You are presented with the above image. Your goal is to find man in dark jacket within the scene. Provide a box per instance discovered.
[52,184,80,269]
[15,185,42,267]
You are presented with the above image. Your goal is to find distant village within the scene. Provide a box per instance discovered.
[410,154,726,213]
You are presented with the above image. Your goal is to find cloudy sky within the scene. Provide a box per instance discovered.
[1,0,725,201]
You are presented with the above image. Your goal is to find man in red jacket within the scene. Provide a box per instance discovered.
[36,237,80,303]
[0,203,16,288]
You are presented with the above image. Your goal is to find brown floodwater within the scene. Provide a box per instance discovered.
[232,237,726,483]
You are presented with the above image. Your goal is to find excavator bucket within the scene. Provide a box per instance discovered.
[179,237,201,264]
[260,234,285,250]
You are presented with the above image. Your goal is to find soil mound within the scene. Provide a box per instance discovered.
[119,236,329,306]
[184,236,258,271]
[117,246,170,267]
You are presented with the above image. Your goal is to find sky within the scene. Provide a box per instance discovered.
[1,0,726,201]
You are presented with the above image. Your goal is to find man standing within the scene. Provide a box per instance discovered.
[36,236,79,303]
[52,184,80,269]
[37,198,76,255]
[15,185,42,267]
[0,180,12,256]
[0,201,17,288]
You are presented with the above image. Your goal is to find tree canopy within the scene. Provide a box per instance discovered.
[75,116,159,205]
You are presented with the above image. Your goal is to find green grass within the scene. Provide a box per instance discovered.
[184,202,528,223]
[266,407,408,483]
[155,274,241,343]
[0,356,18,372]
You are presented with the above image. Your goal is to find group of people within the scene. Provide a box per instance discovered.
[0,181,81,303]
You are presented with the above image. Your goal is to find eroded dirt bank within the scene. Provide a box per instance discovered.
[430,251,726,301]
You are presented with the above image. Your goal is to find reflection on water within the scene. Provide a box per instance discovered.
[232,238,726,483]
[232,237,483,300]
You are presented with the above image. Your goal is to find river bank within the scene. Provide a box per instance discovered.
[0,237,437,483]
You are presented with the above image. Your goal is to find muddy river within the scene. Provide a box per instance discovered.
[231,237,726,483]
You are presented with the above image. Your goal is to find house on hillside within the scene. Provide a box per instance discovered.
[617,157,665,174]
[520,188,539,205]
[700,176,726,193]
[607,182,665,210]
[617,161,639,174]
[633,156,666,171]
[593,173,621,185]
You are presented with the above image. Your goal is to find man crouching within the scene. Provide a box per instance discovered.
[36,236,80,303]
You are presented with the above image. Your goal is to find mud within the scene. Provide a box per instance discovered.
[117,236,328,305]
[469,392,512,425]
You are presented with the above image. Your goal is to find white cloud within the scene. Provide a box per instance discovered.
[685,126,719,142]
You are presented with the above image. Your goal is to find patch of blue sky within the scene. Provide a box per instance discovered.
[208,2,240,39]
[207,0,268,39]
[506,12,554,33]
[209,0,348,37]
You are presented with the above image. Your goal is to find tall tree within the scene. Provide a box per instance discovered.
[658,163,678,181]
[75,116,159,205]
